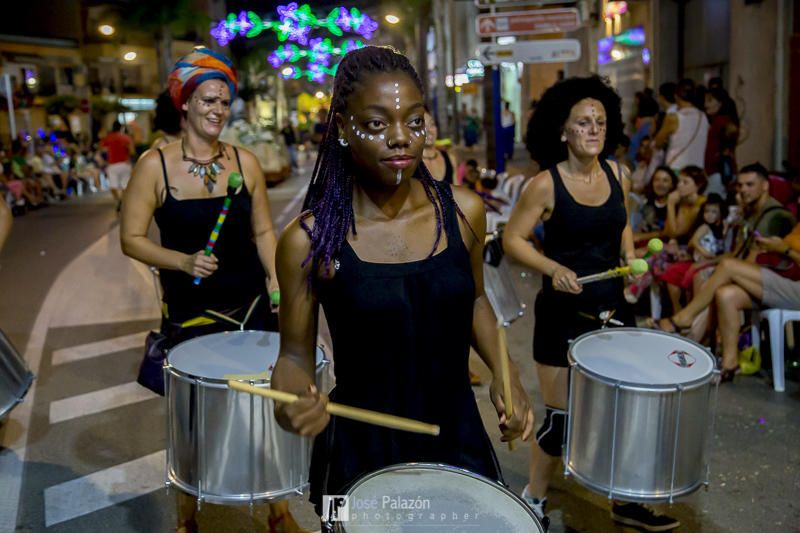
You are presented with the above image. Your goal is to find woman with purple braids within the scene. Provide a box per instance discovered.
[270,46,533,526]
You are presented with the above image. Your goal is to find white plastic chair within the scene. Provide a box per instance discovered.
[751,308,800,392]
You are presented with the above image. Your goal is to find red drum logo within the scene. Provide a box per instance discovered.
[668,350,696,368]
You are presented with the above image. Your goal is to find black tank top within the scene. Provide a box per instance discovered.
[542,159,627,308]
[308,182,502,508]
[153,147,266,322]
[440,149,454,184]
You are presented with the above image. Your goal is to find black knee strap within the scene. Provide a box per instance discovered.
[535,406,567,457]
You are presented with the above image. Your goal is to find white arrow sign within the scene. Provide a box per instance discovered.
[479,18,496,33]
[476,39,581,65]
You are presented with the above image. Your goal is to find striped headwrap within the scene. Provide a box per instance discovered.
[168,47,238,109]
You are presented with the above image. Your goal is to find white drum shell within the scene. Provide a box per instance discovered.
[165,331,331,504]
[565,328,717,502]
[334,463,544,533]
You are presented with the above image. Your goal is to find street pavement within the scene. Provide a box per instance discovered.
[0,151,798,532]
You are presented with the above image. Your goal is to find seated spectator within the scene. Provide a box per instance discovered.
[633,165,677,243]
[663,165,707,241]
[660,194,727,308]
[651,224,800,381]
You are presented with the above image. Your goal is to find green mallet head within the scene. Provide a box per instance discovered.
[270,290,281,306]
[647,238,664,254]
[630,258,649,275]
[227,171,243,190]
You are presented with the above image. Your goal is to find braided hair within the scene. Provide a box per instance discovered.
[301,46,466,278]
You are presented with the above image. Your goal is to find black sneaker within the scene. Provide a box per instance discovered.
[611,502,680,531]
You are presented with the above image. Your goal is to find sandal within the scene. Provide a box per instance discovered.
[719,365,740,383]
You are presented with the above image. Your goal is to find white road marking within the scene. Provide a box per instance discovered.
[52,331,150,366]
[49,382,158,424]
[275,183,309,230]
[44,450,165,527]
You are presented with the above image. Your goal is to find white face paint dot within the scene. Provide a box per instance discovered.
[361,133,366,139]
[396,105,400,110]
[379,134,385,140]
[368,135,374,140]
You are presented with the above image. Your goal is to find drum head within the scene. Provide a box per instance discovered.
[168,331,323,383]
[340,463,543,532]
[569,328,714,386]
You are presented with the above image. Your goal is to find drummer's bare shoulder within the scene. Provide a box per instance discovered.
[277,214,314,269]
[517,169,555,214]
[128,148,163,197]
[451,185,486,245]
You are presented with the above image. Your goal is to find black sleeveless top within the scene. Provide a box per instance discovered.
[533,159,632,366]
[440,149,454,184]
[153,148,267,323]
[309,182,502,510]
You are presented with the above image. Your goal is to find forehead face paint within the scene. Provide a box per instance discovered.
[563,98,607,156]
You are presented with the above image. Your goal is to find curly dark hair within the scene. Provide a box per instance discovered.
[525,75,623,169]
[300,45,464,280]
[153,90,182,136]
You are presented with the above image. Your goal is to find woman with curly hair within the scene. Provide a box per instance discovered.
[503,76,679,531]
[270,46,533,530]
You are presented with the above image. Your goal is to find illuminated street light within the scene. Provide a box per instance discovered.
[315,91,325,99]
[281,66,293,76]
[384,14,400,24]
[123,51,137,61]
[98,24,115,36]
[25,77,37,87]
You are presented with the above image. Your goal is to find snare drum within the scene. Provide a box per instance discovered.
[165,330,331,504]
[0,330,34,421]
[565,328,717,503]
[330,463,544,532]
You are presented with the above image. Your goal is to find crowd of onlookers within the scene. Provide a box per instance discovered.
[0,123,135,216]
[610,77,799,380]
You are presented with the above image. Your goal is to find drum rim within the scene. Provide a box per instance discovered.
[563,462,707,502]
[167,471,309,504]
[568,327,716,391]
[343,462,543,530]
[165,330,329,385]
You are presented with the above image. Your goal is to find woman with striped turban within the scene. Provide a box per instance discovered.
[120,47,302,532]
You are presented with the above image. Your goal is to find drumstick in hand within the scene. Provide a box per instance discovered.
[497,321,516,451]
[227,380,440,436]
[193,172,243,286]
[576,259,648,285]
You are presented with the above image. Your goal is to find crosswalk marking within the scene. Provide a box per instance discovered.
[49,382,158,424]
[44,450,165,527]
[51,331,150,366]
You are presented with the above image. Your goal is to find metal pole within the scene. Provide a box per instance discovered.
[4,75,17,141]
[492,67,504,173]
[447,0,461,144]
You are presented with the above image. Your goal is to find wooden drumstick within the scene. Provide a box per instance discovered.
[497,322,516,451]
[227,380,440,436]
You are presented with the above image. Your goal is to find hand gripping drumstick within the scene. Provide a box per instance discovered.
[576,258,648,285]
[497,321,516,451]
[227,380,440,436]
[193,172,243,286]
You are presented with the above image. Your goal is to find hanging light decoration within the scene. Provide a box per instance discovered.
[210,4,378,84]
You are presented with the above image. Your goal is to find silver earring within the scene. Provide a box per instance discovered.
[560,135,567,142]
[338,137,349,147]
